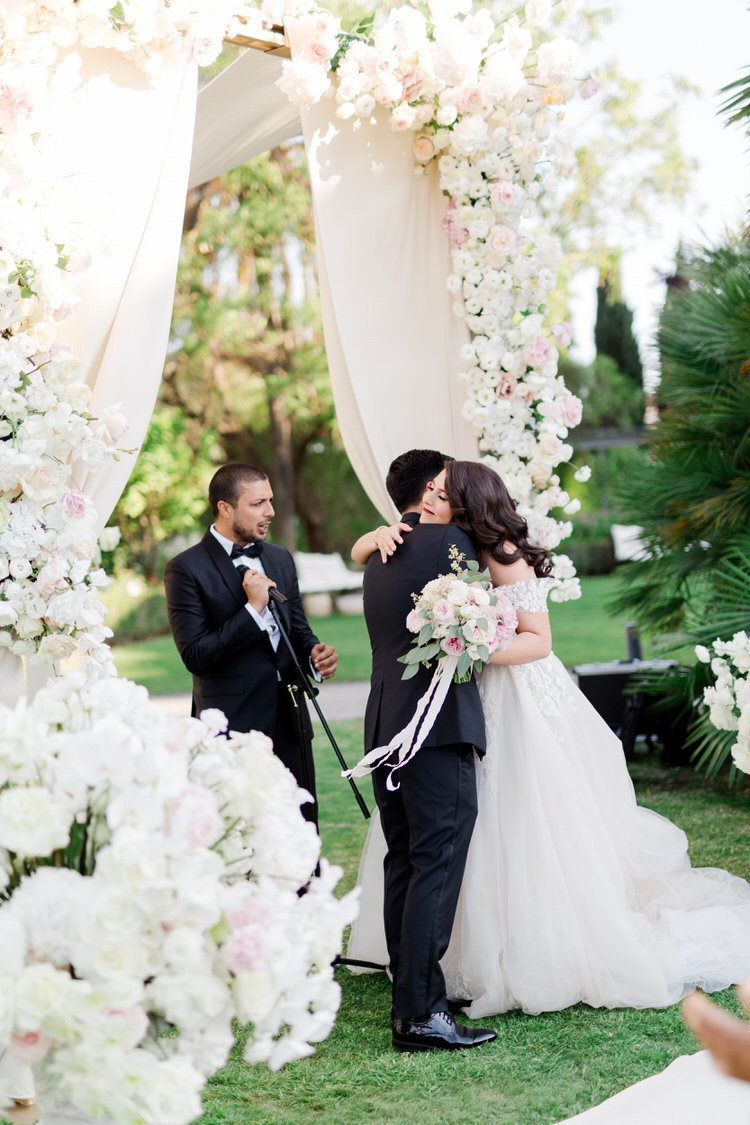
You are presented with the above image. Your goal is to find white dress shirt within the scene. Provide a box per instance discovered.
[210,525,279,650]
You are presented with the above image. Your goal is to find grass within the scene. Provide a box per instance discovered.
[108,574,643,695]
[196,724,750,1125]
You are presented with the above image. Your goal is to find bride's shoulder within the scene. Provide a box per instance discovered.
[484,554,535,588]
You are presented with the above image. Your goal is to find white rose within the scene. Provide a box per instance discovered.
[232,969,278,1024]
[0,787,72,856]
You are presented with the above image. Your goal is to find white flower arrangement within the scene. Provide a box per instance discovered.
[402,556,517,682]
[696,632,750,774]
[0,672,357,1121]
[279,0,591,599]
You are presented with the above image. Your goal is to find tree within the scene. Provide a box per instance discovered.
[611,237,750,636]
[594,277,643,387]
[159,144,379,555]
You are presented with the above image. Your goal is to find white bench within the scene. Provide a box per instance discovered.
[294,551,364,616]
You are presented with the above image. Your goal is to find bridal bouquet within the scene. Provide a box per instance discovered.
[346,556,517,788]
[696,632,750,775]
[402,559,518,684]
[0,671,357,1123]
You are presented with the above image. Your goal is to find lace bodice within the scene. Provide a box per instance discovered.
[500,576,556,613]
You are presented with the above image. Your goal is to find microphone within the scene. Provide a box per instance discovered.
[235,561,287,605]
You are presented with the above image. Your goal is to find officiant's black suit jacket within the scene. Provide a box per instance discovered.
[164,530,319,737]
[363,515,486,755]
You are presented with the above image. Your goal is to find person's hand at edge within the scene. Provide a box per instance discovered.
[682,980,750,1083]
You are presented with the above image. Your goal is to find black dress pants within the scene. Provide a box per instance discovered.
[373,743,478,1020]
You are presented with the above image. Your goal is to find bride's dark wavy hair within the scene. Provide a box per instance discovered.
[444,461,552,577]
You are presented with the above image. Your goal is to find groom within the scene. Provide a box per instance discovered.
[363,449,496,1052]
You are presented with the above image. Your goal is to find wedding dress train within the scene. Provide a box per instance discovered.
[348,578,750,1018]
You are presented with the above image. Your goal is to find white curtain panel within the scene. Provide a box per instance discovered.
[189,49,301,188]
[53,48,198,532]
[301,105,478,520]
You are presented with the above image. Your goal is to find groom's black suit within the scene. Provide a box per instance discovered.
[363,513,486,1019]
[164,530,319,809]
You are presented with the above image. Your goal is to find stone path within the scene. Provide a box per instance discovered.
[152,679,369,724]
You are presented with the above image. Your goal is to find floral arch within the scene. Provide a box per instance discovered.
[0,0,589,1118]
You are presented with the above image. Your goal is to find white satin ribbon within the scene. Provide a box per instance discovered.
[344,655,459,790]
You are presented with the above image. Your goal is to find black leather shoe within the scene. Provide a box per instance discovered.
[392,1010,497,1052]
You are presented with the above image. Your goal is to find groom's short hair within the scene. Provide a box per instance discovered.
[209,462,268,517]
[386,449,453,513]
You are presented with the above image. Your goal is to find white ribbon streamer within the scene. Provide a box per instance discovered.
[344,655,459,790]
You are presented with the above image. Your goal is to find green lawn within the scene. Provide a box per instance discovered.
[197,725,750,1125]
[110,574,642,695]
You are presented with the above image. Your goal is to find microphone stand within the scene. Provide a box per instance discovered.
[265,587,371,820]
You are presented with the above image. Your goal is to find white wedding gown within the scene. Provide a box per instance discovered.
[348,577,750,1019]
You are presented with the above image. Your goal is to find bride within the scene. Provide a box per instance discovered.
[349,459,750,1018]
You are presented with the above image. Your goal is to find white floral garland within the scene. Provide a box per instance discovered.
[696,633,750,775]
[279,0,595,599]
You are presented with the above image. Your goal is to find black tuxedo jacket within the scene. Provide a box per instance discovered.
[363,515,486,755]
[164,530,319,737]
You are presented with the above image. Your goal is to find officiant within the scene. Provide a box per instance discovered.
[164,462,338,824]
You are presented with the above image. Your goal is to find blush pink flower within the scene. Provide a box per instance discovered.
[189,36,219,67]
[432,598,455,626]
[441,201,469,248]
[11,1032,52,1063]
[526,336,551,368]
[406,608,429,633]
[552,321,573,347]
[561,395,583,427]
[456,85,482,114]
[60,489,88,518]
[401,69,424,101]
[221,925,267,973]
[489,180,518,209]
[302,41,332,64]
[441,636,465,656]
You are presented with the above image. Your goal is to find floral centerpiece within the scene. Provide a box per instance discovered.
[0,672,357,1122]
[347,555,517,788]
[278,0,594,600]
[696,633,750,775]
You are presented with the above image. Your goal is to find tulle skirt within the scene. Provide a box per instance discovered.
[348,655,750,1016]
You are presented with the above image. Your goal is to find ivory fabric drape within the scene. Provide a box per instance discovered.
[0,50,197,710]
[189,49,301,188]
[301,105,478,520]
[52,48,198,532]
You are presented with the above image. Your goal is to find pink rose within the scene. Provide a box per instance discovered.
[441,636,465,656]
[489,180,518,209]
[302,41,332,64]
[552,321,573,347]
[221,925,267,973]
[456,85,482,114]
[526,336,552,368]
[189,36,219,67]
[11,1032,51,1063]
[413,134,436,165]
[484,223,517,267]
[60,489,88,518]
[406,608,429,633]
[401,69,424,102]
[228,896,276,930]
[496,373,518,399]
[561,395,583,427]
[432,598,455,626]
[441,201,469,248]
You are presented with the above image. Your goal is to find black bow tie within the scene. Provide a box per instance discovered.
[231,541,263,560]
